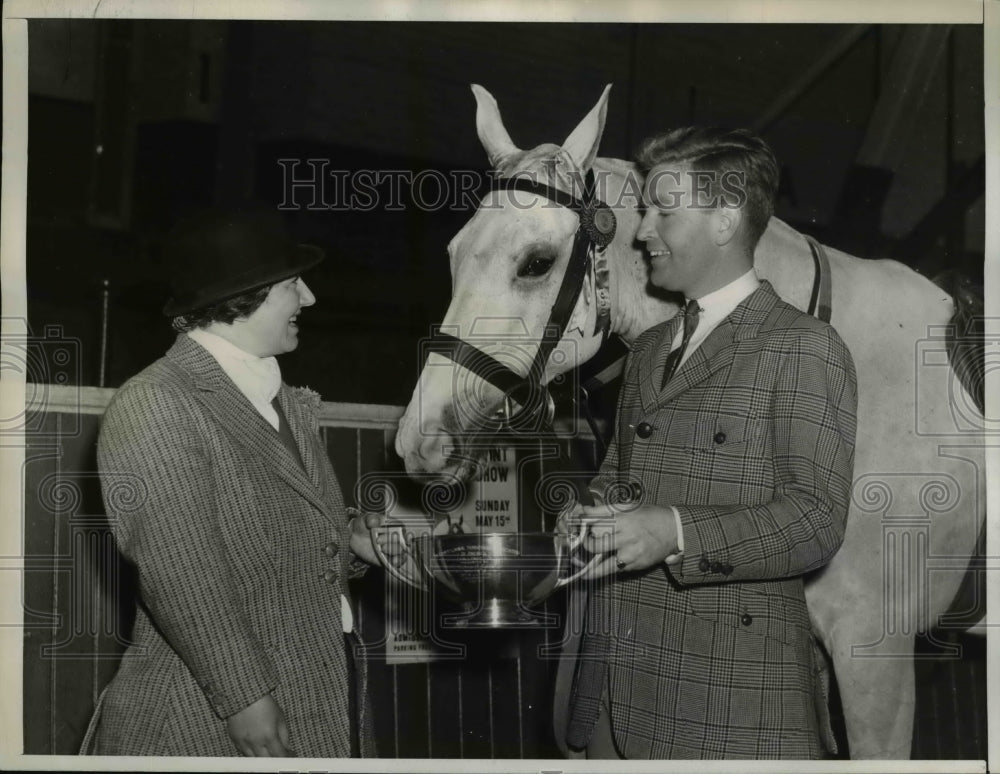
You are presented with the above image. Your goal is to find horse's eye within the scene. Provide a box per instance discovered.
[517,255,555,278]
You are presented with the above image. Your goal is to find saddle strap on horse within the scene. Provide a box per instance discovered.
[805,235,833,324]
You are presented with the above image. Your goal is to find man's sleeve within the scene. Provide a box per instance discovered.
[99,383,279,719]
[672,326,858,583]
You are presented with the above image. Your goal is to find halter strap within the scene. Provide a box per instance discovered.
[491,176,583,211]
[425,331,527,395]
[425,168,617,434]
[491,174,617,251]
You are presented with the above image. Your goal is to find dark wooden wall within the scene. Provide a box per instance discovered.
[26,20,985,406]
[21,391,987,760]
[24,408,124,754]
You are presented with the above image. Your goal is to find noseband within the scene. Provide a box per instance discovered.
[426,169,616,434]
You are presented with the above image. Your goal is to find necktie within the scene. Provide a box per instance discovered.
[661,299,701,389]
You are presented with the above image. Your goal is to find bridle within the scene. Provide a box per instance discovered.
[421,168,835,455]
[425,168,617,435]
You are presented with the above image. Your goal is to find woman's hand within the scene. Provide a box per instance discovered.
[226,693,295,757]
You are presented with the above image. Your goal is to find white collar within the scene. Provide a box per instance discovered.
[187,327,282,409]
[691,268,760,326]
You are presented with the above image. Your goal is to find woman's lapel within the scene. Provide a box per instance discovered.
[167,336,333,519]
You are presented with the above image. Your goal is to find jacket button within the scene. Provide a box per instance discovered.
[699,557,711,572]
[323,541,339,558]
[628,482,644,502]
[322,569,337,584]
[714,431,727,444]
[635,422,653,439]
[720,563,733,576]
[740,613,753,626]
[710,561,722,573]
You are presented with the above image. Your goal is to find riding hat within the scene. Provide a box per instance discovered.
[161,206,324,317]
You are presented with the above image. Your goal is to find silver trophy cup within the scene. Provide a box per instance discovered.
[367,517,602,627]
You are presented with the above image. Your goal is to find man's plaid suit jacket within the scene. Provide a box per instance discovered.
[567,281,858,759]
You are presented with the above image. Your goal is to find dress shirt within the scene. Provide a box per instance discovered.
[673,268,761,368]
[187,328,282,430]
[666,269,761,561]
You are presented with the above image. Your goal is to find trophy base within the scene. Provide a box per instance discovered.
[441,598,558,629]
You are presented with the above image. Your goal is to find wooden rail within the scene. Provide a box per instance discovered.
[25,384,406,429]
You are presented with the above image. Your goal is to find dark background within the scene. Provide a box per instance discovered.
[26,20,984,404]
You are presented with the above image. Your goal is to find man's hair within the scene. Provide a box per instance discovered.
[634,127,779,248]
[171,284,271,333]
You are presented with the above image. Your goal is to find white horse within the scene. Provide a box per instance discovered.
[394,84,985,759]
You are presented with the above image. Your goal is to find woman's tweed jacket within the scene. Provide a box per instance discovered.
[565,282,858,759]
[90,334,372,757]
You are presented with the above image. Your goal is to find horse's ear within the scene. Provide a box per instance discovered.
[472,84,520,168]
[562,84,612,171]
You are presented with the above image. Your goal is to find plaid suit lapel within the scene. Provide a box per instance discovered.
[657,317,738,404]
[638,314,684,412]
[653,282,779,405]
[167,336,334,520]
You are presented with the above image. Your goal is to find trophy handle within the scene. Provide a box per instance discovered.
[564,522,587,553]
[557,506,590,553]
[555,551,607,588]
[366,516,427,592]
[555,520,614,588]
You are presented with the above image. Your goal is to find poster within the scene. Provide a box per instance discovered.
[384,446,519,663]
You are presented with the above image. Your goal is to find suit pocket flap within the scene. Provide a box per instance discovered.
[664,412,763,450]
[687,583,809,645]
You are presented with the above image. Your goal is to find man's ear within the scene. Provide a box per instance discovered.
[714,206,742,246]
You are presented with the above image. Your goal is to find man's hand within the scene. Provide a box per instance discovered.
[347,510,382,565]
[226,693,295,757]
[577,503,680,578]
[347,509,416,567]
[347,508,429,583]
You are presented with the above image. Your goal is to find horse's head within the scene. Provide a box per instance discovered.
[395,84,658,480]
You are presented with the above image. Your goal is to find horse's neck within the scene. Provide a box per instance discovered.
[753,218,817,312]
[609,247,677,342]
[595,157,679,343]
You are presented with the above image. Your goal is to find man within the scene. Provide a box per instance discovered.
[84,207,379,757]
[564,128,858,759]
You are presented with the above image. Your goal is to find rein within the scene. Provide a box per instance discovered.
[426,169,616,434]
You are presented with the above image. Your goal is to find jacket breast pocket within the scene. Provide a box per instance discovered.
[667,412,764,452]
[687,583,810,646]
